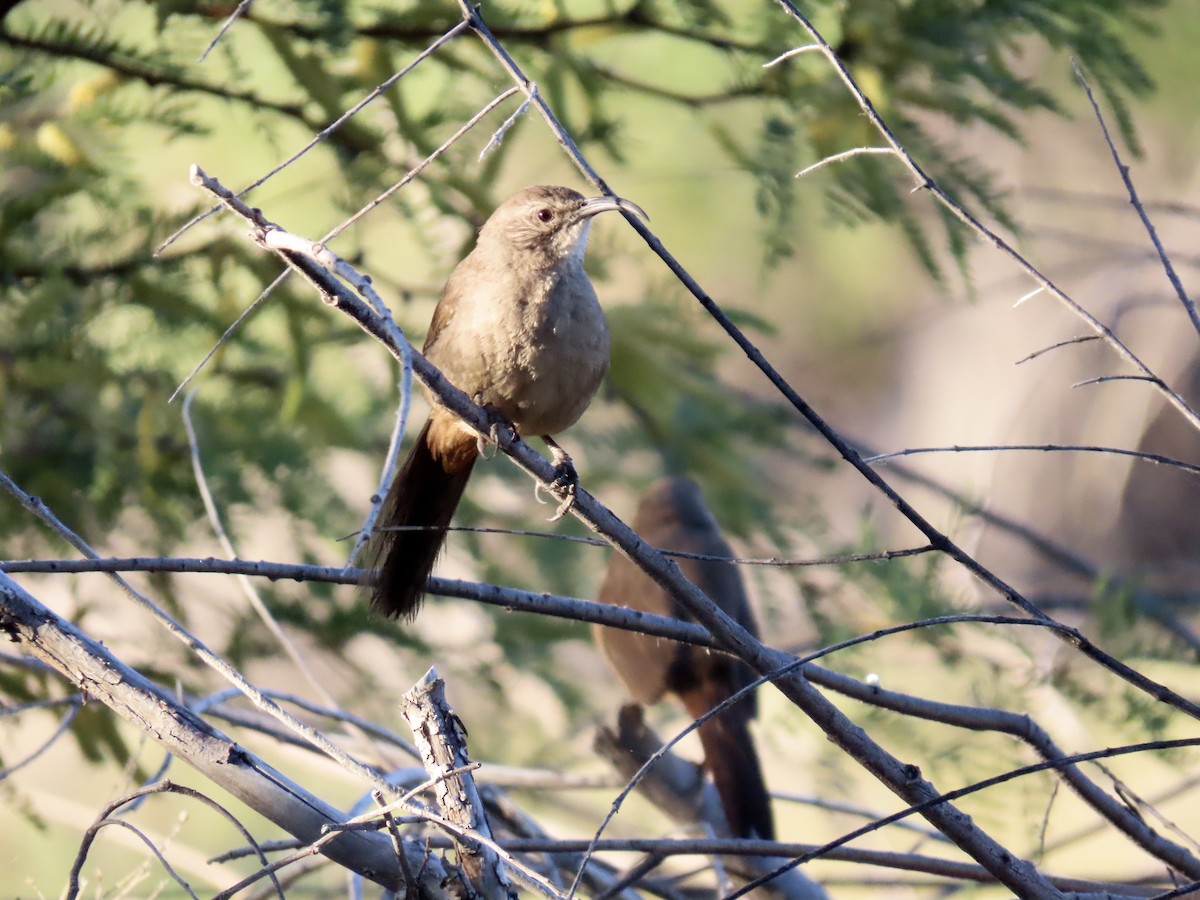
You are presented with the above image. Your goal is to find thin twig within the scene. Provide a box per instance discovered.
[67,818,200,900]
[323,88,520,243]
[67,781,283,900]
[794,147,897,180]
[1013,285,1047,308]
[479,90,534,161]
[0,699,80,781]
[732,735,1200,898]
[762,44,822,67]
[198,0,254,62]
[863,443,1200,478]
[1015,334,1100,365]
[1072,59,1200,340]
[4,541,935,575]
[170,88,515,407]
[1073,374,1160,389]
[169,269,288,403]
[181,392,331,697]
[349,526,933,568]
[347,375,411,570]
[156,20,469,255]
[191,686,419,763]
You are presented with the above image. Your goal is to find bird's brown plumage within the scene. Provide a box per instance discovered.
[367,185,639,619]
[593,477,774,840]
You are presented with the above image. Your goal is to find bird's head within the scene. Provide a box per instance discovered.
[479,184,646,264]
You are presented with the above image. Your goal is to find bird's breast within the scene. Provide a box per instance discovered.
[427,263,610,437]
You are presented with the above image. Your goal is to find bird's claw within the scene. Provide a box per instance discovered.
[548,482,576,522]
[474,396,516,459]
[538,445,579,522]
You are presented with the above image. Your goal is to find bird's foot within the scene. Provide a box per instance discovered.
[474,395,517,459]
[536,438,578,521]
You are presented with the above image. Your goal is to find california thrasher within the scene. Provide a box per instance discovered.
[593,477,775,840]
[368,185,644,620]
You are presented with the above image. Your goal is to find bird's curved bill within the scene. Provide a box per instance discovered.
[577,194,649,223]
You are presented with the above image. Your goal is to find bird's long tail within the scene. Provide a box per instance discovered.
[685,681,775,840]
[366,418,477,619]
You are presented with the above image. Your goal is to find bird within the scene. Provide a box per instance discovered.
[593,476,775,840]
[367,184,644,620]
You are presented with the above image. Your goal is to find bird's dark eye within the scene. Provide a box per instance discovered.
[536,208,553,222]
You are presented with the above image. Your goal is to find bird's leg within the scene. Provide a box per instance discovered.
[473,392,517,459]
[537,436,579,521]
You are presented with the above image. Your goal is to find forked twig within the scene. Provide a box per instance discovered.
[864,443,1200,478]
[66,781,283,900]
[1072,59,1200,340]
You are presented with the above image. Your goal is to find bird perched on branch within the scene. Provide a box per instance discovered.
[593,477,775,840]
[367,184,644,620]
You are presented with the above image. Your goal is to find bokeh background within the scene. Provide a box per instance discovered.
[3,0,1200,894]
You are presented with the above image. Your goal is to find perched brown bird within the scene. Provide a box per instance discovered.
[368,185,643,620]
[593,477,774,840]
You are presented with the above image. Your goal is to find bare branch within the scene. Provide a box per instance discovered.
[1015,334,1101,365]
[181,390,339,705]
[1073,374,1161,389]
[479,91,534,160]
[67,817,200,900]
[1072,59,1200,340]
[168,269,289,403]
[795,147,898,180]
[324,88,521,244]
[156,19,469,254]
[67,781,284,900]
[198,0,254,62]
[762,44,822,67]
[0,468,431,809]
[0,572,442,894]
[863,443,1200,479]
[169,87,516,405]
[802,668,1200,879]
[732,735,1200,898]
[401,668,521,898]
